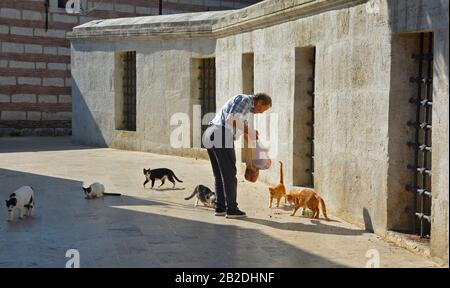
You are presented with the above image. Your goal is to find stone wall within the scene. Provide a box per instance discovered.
[0,0,261,136]
[387,0,449,266]
[69,0,449,264]
[215,0,393,236]
[71,36,218,159]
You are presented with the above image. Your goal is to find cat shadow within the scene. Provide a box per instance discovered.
[150,187,186,192]
[271,206,341,223]
[273,204,294,211]
[242,217,365,236]
[139,198,216,213]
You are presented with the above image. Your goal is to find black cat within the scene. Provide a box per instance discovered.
[143,168,183,189]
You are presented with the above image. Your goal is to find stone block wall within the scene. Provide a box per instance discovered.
[0,0,261,136]
[69,0,449,264]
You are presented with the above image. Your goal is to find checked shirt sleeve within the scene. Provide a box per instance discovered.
[227,95,252,125]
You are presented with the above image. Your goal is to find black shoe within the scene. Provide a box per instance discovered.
[214,207,226,216]
[226,209,247,219]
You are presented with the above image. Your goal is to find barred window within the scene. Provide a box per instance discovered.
[115,51,137,132]
[58,0,69,9]
[198,58,216,143]
[121,51,137,131]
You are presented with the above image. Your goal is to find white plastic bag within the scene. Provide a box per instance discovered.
[251,140,271,170]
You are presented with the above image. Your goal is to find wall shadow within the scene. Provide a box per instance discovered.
[0,168,348,268]
[241,217,365,236]
[71,77,108,148]
[0,137,95,153]
[363,208,374,233]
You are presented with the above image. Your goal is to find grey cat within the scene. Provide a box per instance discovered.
[185,185,216,208]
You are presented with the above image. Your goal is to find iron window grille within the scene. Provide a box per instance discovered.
[122,51,137,131]
[198,58,216,146]
[406,32,433,238]
[58,0,69,9]
[305,48,316,188]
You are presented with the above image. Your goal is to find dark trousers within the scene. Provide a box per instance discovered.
[205,126,238,211]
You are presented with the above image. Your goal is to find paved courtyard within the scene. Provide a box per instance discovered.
[0,137,440,268]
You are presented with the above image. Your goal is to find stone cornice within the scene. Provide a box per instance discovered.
[68,0,366,41]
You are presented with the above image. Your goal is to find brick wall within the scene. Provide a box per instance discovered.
[0,0,261,136]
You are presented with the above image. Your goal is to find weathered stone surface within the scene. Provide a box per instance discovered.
[43,77,65,87]
[48,63,67,70]
[0,94,11,103]
[67,11,233,40]
[25,44,43,54]
[0,8,21,20]
[10,26,34,36]
[52,13,78,24]
[2,42,25,53]
[38,95,58,103]
[35,62,47,69]
[9,61,35,69]
[0,25,9,34]
[26,111,42,121]
[12,94,36,103]
[1,111,26,121]
[42,112,72,120]
[22,10,42,21]
[69,0,449,265]
[0,76,16,86]
[18,77,41,85]
[0,137,442,268]
[43,46,58,55]
[58,95,72,103]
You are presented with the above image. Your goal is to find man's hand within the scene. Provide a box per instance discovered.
[226,115,258,141]
[249,129,259,141]
[244,129,258,142]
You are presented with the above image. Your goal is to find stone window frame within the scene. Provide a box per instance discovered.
[49,0,88,13]
[57,0,69,9]
[114,51,137,132]
[49,0,67,13]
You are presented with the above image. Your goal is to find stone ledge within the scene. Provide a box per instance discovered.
[67,0,364,41]
[0,120,71,129]
[0,127,71,137]
[68,10,231,40]
[384,231,431,259]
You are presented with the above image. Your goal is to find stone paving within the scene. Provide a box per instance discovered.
[0,137,440,267]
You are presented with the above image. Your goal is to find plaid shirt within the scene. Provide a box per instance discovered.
[209,94,254,138]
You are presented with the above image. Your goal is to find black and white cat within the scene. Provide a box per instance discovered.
[82,182,121,199]
[185,185,216,208]
[6,186,34,222]
[143,168,183,189]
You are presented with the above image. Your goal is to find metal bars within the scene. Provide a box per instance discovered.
[122,51,136,131]
[305,48,316,187]
[406,32,433,238]
[199,58,216,146]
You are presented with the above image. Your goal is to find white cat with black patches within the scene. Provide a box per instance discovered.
[5,186,34,222]
[82,182,121,199]
[185,185,216,208]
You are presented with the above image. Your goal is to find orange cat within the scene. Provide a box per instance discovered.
[268,161,286,208]
[285,188,329,221]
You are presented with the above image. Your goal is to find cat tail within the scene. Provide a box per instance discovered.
[279,161,284,184]
[103,192,122,196]
[184,190,197,200]
[171,172,183,183]
[318,196,329,221]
